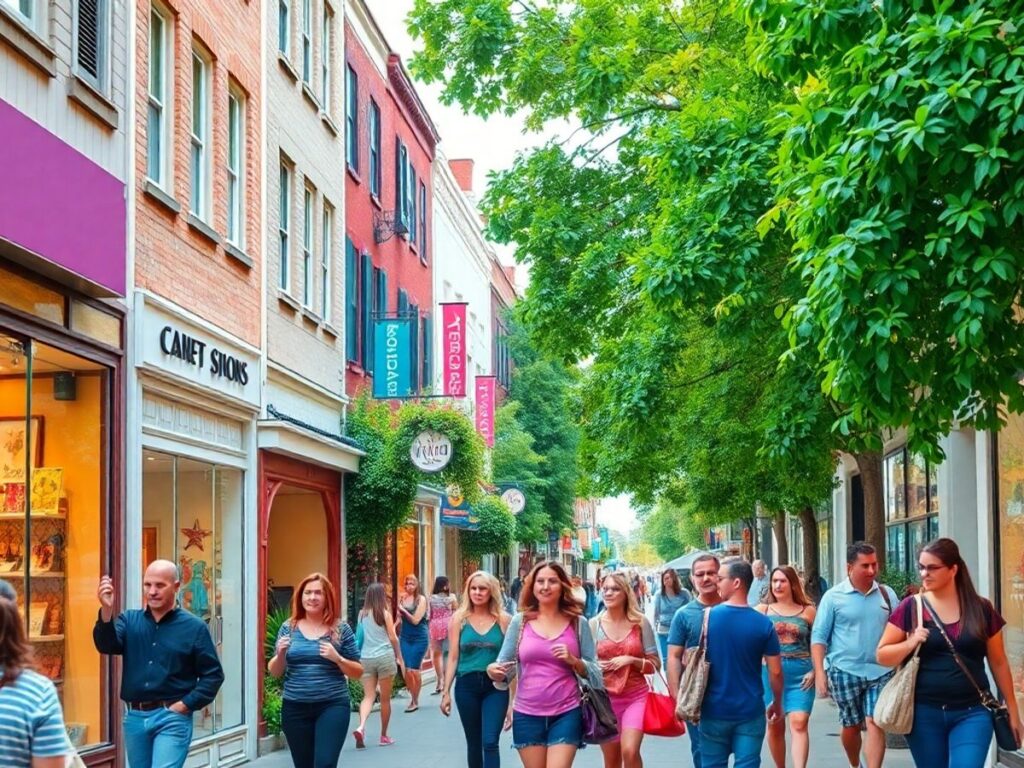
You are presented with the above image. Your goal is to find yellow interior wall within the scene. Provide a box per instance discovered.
[267,492,327,592]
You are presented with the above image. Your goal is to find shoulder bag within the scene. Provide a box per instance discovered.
[924,596,1019,751]
[573,616,619,744]
[643,668,686,737]
[874,593,923,734]
[674,607,710,723]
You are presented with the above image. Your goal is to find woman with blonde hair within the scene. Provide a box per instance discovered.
[352,583,403,748]
[268,572,362,768]
[441,571,514,767]
[754,565,817,768]
[397,574,429,712]
[592,571,660,768]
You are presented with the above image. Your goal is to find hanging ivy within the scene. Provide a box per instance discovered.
[460,495,517,562]
[395,402,486,505]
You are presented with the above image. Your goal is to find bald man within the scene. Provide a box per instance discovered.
[94,560,224,768]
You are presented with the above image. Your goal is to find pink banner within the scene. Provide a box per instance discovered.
[475,376,496,448]
[442,303,467,397]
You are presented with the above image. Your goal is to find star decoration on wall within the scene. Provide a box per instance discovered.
[180,519,212,552]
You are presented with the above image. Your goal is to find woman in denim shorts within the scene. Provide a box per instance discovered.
[352,583,403,748]
[488,561,603,768]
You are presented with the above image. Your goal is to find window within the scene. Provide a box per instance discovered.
[321,6,331,110]
[345,238,359,362]
[190,48,211,220]
[419,182,427,261]
[147,6,171,186]
[301,0,312,84]
[2,0,34,26]
[421,313,432,390]
[75,0,109,91]
[303,187,314,308]
[278,0,289,55]
[346,67,358,172]
[322,203,333,323]
[279,163,291,291]
[409,166,418,245]
[360,252,373,370]
[396,139,408,230]
[369,100,381,198]
[226,90,245,247]
[884,447,939,574]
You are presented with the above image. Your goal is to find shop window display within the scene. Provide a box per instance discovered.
[883,446,939,574]
[0,333,109,750]
[996,416,1024,760]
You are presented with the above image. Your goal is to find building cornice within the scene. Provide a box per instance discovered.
[387,54,440,158]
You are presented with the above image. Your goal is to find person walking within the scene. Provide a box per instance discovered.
[352,583,403,748]
[666,553,723,768]
[429,576,458,696]
[488,560,604,768]
[267,572,362,768]
[93,560,224,768]
[754,566,817,768]
[592,571,660,768]
[0,593,73,768]
[693,560,783,768]
[510,567,528,604]
[397,574,429,712]
[811,542,898,768]
[877,538,1023,766]
[749,561,769,607]
[653,569,689,665]
[499,577,518,615]
[440,570,514,767]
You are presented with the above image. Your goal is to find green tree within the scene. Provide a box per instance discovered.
[492,401,551,543]
[460,495,518,561]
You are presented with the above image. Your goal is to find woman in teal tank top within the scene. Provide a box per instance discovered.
[440,570,513,768]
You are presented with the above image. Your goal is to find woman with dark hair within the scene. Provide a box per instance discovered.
[755,565,817,768]
[397,574,430,712]
[487,560,603,768]
[653,569,690,665]
[268,572,362,768]
[353,583,403,748]
[878,538,1023,766]
[429,576,458,696]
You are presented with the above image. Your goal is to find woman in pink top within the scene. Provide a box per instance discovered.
[488,561,602,768]
[591,572,660,768]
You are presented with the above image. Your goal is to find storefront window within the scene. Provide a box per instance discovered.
[142,450,244,737]
[884,447,939,574]
[0,334,110,750]
[997,416,1024,760]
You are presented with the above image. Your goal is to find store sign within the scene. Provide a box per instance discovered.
[159,326,250,385]
[410,430,452,473]
[442,303,467,398]
[441,489,478,530]
[500,487,526,515]
[373,318,414,399]
[475,376,496,448]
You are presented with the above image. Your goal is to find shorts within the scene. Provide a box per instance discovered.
[827,667,894,727]
[609,686,648,738]
[762,657,815,714]
[360,654,397,679]
[512,707,583,749]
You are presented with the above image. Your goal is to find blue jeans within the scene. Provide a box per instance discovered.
[657,633,669,666]
[281,698,351,768]
[905,703,993,768]
[700,714,767,768]
[686,720,702,768]
[454,671,510,768]
[123,708,193,768]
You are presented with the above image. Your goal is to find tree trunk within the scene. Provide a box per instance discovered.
[771,513,789,565]
[798,506,822,602]
[854,450,886,571]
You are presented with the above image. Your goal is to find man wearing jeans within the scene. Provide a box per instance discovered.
[94,560,224,768]
[695,560,783,768]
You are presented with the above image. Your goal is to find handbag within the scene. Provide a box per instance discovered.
[674,608,710,723]
[354,618,365,651]
[643,670,686,737]
[573,617,620,744]
[874,593,923,734]
[925,596,1020,751]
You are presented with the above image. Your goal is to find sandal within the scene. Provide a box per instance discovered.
[431,687,442,696]
[353,729,365,749]
[380,736,395,746]
[404,704,419,713]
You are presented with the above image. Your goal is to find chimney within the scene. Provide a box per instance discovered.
[448,159,475,193]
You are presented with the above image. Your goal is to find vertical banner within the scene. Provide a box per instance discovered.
[372,318,413,398]
[441,303,467,397]
[475,375,496,447]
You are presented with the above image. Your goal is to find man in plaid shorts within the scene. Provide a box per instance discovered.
[811,542,897,768]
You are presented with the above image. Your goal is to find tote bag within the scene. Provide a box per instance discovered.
[674,608,710,723]
[874,593,923,735]
[643,671,686,737]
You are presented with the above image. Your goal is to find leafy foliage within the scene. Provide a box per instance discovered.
[460,495,518,561]
[492,401,550,543]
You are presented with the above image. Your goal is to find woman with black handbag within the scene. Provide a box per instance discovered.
[877,538,1023,766]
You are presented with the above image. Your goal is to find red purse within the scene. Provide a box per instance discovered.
[643,671,687,737]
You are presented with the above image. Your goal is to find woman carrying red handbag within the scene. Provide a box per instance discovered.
[590,572,664,768]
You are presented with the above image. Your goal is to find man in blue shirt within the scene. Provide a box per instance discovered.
[94,560,224,768]
[811,542,897,768]
[748,559,769,606]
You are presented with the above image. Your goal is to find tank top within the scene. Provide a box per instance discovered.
[400,598,429,641]
[457,620,504,675]
[765,605,812,658]
[594,621,648,696]
[429,594,455,640]
[359,612,394,659]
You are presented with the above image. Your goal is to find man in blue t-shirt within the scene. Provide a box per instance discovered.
[697,560,783,768]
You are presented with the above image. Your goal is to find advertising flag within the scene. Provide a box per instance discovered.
[475,375,496,447]
[372,318,413,399]
[441,303,468,397]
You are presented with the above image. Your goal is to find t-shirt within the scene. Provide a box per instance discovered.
[0,669,71,767]
[277,621,361,703]
[513,622,581,716]
[667,598,708,648]
[701,605,781,722]
[889,595,1004,708]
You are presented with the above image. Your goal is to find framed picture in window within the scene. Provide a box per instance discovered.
[0,417,43,484]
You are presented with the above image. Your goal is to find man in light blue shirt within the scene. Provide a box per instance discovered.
[747,560,768,606]
[811,543,897,768]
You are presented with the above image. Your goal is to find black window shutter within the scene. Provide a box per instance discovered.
[395,137,404,228]
[376,269,388,316]
[409,303,419,393]
[361,252,374,370]
[77,0,102,81]
[422,314,432,390]
[345,239,358,362]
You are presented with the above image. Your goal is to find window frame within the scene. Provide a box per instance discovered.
[321,4,331,111]
[303,186,315,309]
[409,165,418,246]
[189,46,213,222]
[279,162,292,292]
[883,446,939,574]
[301,0,312,84]
[73,0,110,93]
[277,0,289,55]
[226,88,245,248]
[322,202,333,324]
[369,99,381,199]
[419,182,427,263]
[146,4,172,188]
[345,66,359,173]
[3,0,37,29]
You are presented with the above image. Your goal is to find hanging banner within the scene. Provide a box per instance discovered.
[591,539,601,560]
[599,527,610,549]
[475,375,496,447]
[372,318,413,399]
[441,303,468,398]
[440,490,479,530]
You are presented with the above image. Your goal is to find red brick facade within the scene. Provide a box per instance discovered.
[134,0,262,345]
